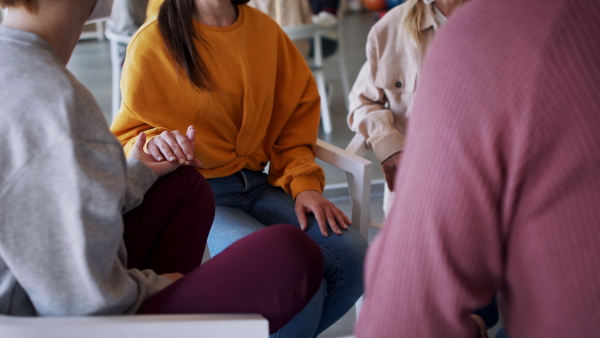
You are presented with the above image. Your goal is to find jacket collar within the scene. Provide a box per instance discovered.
[420,3,439,31]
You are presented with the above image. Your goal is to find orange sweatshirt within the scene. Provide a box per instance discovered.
[110,5,325,199]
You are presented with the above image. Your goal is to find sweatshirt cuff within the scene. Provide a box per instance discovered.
[127,158,158,192]
[123,158,158,213]
[370,130,405,163]
[290,175,324,200]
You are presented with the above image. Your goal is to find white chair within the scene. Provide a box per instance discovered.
[80,22,106,41]
[315,138,374,318]
[104,29,132,120]
[0,314,268,338]
[263,0,349,134]
[345,133,383,230]
[282,22,350,135]
[282,24,349,134]
[315,139,372,239]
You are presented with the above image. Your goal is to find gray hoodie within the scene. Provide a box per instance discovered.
[0,26,171,316]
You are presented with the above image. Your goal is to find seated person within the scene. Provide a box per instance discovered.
[349,0,468,218]
[355,0,600,336]
[349,0,499,330]
[0,1,322,333]
[110,1,368,337]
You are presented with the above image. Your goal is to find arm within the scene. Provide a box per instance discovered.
[267,35,350,236]
[347,23,407,164]
[123,130,201,213]
[122,156,157,213]
[0,138,170,315]
[355,22,505,338]
[110,102,171,157]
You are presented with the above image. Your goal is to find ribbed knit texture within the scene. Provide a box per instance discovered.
[356,0,600,336]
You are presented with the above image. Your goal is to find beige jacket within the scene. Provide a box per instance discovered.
[348,3,440,163]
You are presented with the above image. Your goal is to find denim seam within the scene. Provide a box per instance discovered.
[316,244,342,304]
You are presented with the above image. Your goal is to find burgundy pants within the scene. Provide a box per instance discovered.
[123,167,323,333]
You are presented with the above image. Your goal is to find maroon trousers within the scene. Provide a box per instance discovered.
[123,167,323,333]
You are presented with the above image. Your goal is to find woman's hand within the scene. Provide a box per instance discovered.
[295,190,351,237]
[130,133,181,177]
[146,126,203,168]
[381,151,402,192]
[129,125,202,178]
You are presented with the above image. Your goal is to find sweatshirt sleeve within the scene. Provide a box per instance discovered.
[0,137,171,316]
[111,102,171,157]
[122,157,157,213]
[267,33,325,199]
[348,23,406,163]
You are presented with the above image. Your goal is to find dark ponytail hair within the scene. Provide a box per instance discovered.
[158,0,250,91]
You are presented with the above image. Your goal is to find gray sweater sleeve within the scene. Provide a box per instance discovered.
[123,157,157,213]
[0,137,170,316]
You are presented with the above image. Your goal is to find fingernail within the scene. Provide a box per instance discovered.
[187,154,193,160]
[169,156,176,162]
[179,158,185,164]
[157,157,163,161]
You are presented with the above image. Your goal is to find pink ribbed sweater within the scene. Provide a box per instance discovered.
[356,0,600,337]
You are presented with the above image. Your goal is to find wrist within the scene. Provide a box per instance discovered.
[381,151,401,164]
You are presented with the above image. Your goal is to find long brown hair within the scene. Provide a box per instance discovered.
[157,0,249,91]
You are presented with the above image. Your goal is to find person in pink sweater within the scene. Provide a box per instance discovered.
[356,0,600,336]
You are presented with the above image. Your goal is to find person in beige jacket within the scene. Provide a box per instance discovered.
[348,0,468,217]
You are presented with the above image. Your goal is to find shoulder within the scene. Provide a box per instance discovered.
[240,4,285,38]
[371,3,410,36]
[242,5,280,27]
[128,17,163,51]
[366,3,413,52]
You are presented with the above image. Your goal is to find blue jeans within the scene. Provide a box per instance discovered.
[207,169,368,338]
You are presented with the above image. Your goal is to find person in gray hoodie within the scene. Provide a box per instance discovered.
[0,0,322,333]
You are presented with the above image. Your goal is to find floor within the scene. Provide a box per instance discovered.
[67,10,501,338]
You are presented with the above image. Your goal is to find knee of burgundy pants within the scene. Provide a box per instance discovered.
[124,166,215,274]
[138,225,324,334]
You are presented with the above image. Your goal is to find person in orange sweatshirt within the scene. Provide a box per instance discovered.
[110,1,368,337]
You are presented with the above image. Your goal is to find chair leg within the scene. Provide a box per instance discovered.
[109,40,122,121]
[315,70,332,134]
[95,22,105,41]
[336,24,351,111]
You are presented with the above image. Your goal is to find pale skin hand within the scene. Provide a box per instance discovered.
[295,190,351,237]
[381,151,402,192]
[146,126,203,168]
[129,133,182,178]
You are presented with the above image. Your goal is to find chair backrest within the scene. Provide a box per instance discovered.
[80,22,106,41]
[0,314,268,338]
[345,134,382,230]
[104,29,133,120]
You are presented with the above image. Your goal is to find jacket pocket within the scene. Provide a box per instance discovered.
[375,66,417,94]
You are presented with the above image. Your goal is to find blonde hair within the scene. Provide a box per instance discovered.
[400,0,427,49]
